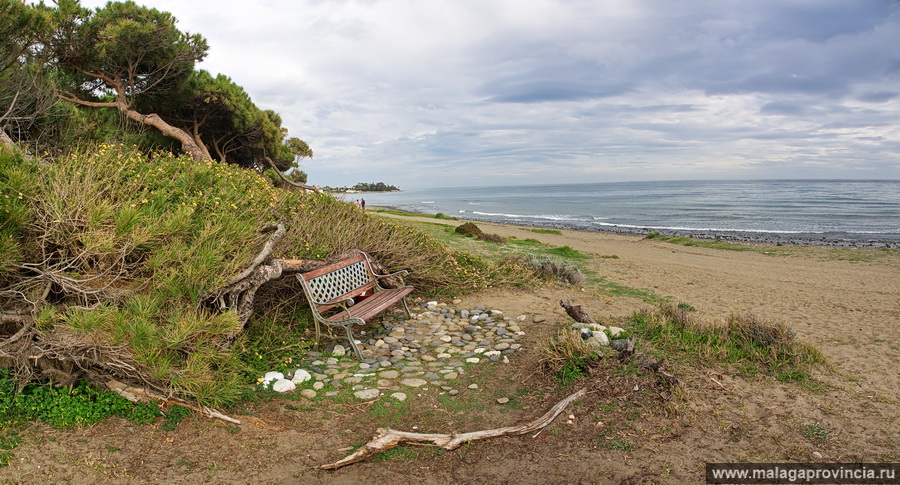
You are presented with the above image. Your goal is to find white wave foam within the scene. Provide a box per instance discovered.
[590,221,808,234]
[471,211,579,222]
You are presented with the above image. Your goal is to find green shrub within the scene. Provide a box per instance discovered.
[524,254,586,286]
[1,144,525,407]
[453,222,506,243]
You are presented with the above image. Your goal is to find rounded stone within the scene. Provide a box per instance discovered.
[354,389,381,400]
[400,378,428,387]
[271,379,295,393]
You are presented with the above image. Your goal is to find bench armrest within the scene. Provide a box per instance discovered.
[374,269,408,278]
[373,269,408,288]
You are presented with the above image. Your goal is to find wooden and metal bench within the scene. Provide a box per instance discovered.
[297,252,413,360]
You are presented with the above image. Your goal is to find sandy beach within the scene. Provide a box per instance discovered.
[374,208,900,401]
[3,209,897,484]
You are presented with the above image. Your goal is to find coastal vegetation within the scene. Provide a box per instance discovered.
[325,182,400,193]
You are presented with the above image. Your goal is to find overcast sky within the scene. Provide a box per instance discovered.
[80,0,900,189]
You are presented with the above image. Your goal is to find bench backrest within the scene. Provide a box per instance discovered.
[298,253,376,306]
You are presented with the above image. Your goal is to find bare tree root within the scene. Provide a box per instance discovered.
[320,387,586,471]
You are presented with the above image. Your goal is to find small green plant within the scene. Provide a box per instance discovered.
[541,329,599,384]
[544,245,585,260]
[160,405,193,431]
[530,228,561,235]
[0,430,20,467]
[799,423,830,444]
[605,439,634,451]
[433,212,457,220]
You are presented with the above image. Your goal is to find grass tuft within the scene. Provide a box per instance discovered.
[524,254,586,286]
[629,303,827,378]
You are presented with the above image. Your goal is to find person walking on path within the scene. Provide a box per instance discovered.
[361,198,366,210]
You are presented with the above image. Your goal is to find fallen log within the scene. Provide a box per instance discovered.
[320,387,586,470]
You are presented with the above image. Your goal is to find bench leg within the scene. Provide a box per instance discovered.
[400,297,411,318]
[345,325,364,360]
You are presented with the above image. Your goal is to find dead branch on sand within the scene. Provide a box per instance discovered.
[320,387,586,470]
[105,379,240,424]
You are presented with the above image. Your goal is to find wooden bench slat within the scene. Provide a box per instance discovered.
[301,253,368,280]
[326,287,414,322]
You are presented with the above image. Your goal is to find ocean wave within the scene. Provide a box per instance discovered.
[471,211,580,222]
[590,221,809,234]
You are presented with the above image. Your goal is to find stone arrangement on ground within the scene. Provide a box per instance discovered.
[259,299,548,402]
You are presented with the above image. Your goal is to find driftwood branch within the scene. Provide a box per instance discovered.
[320,387,586,470]
[105,379,241,424]
[560,299,596,324]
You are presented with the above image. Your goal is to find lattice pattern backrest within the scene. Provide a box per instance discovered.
[306,260,370,303]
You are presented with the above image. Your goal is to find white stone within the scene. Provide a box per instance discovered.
[483,350,501,357]
[291,369,312,384]
[390,392,407,402]
[354,389,381,400]
[608,326,625,337]
[465,357,480,364]
[272,379,296,393]
[467,383,479,389]
[262,371,284,387]
[591,332,610,346]
[517,315,527,321]
[474,348,486,354]
[332,344,346,357]
[312,381,324,390]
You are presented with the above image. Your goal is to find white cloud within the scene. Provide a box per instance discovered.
[76,0,900,187]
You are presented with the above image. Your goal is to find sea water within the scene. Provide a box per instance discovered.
[356,180,900,246]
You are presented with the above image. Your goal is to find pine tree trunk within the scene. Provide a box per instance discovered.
[120,106,211,161]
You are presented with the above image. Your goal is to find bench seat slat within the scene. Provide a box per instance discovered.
[326,286,414,322]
